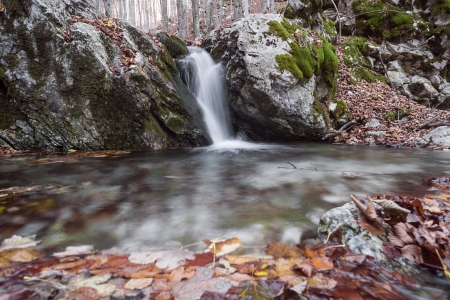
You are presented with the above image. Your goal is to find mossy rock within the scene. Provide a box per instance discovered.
[430,0,450,15]
[268,19,338,100]
[352,0,418,40]
[156,32,189,59]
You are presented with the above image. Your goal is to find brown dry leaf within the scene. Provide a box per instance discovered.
[308,273,337,289]
[310,255,334,271]
[423,197,440,207]
[266,241,302,258]
[365,199,378,222]
[423,205,443,214]
[203,237,241,256]
[172,267,232,300]
[168,266,196,283]
[343,254,367,264]
[124,278,153,290]
[67,287,99,300]
[8,248,38,263]
[185,252,214,267]
[155,291,172,300]
[152,278,174,292]
[270,258,303,277]
[387,234,405,248]
[357,218,385,235]
[225,255,266,265]
[225,273,254,286]
[401,245,424,264]
[393,223,414,244]
[293,262,314,276]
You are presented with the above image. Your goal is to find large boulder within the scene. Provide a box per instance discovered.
[206,14,344,141]
[0,0,209,151]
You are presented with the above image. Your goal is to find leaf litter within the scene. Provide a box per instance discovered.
[2,177,450,299]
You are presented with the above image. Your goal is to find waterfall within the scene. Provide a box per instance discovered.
[178,46,233,144]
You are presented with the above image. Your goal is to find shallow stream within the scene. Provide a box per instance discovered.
[1,143,448,255]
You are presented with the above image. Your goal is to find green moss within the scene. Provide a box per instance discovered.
[210,42,224,61]
[275,54,303,80]
[384,111,395,121]
[321,39,338,88]
[334,100,348,118]
[353,0,416,40]
[431,0,450,14]
[160,106,188,133]
[284,6,296,19]
[354,66,386,83]
[322,16,336,36]
[268,20,291,40]
[155,45,178,79]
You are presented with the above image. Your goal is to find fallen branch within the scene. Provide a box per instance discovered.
[322,119,359,140]
[418,122,450,130]
[417,116,440,130]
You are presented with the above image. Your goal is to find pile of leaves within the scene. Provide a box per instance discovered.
[0,235,417,299]
[330,37,450,149]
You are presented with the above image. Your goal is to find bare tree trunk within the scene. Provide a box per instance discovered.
[128,0,135,25]
[234,0,242,21]
[177,0,186,39]
[191,0,200,39]
[103,0,113,17]
[218,0,223,27]
[261,0,267,12]
[242,0,248,16]
[161,0,169,31]
[205,0,213,34]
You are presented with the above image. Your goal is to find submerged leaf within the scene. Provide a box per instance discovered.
[129,248,195,270]
[237,280,285,299]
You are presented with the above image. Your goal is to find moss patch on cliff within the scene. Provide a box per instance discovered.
[268,20,291,41]
[430,0,450,14]
[353,0,417,40]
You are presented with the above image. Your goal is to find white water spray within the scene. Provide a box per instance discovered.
[180,46,233,144]
[179,47,269,150]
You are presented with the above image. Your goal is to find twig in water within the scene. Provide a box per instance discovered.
[287,162,297,169]
[310,163,317,172]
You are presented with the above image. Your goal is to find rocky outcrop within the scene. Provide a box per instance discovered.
[0,0,209,151]
[321,0,450,108]
[206,14,345,141]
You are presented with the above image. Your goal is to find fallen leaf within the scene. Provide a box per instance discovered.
[0,235,41,251]
[124,278,153,289]
[266,242,302,258]
[8,248,38,263]
[308,273,337,289]
[357,218,385,235]
[67,287,98,300]
[53,245,93,258]
[293,262,314,276]
[393,223,414,244]
[172,267,232,300]
[237,280,285,299]
[129,249,195,270]
[401,245,423,264]
[288,277,307,295]
[203,237,241,256]
[185,252,214,267]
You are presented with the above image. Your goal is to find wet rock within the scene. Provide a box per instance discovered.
[0,0,209,151]
[207,14,340,141]
[423,126,450,147]
[318,202,390,263]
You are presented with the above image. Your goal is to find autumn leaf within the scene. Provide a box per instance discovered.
[308,273,337,289]
[393,223,414,244]
[292,262,314,276]
[401,245,423,264]
[9,249,38,263]
[53,245,93,258]
[357,218,385,235]
[0,235,41,251]
[435,249,450,278]
[172,267,232,300]
[203,237,241,256]
[129,248,195,270]
[67,287,98,300]
[237,280,285,299]
[266,241,302,258]
[124,278,153,289]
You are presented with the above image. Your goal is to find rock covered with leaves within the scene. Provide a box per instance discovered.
[206,14,343,142]
[0,0,209,151]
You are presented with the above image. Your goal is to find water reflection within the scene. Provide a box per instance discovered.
[0,143,449,255]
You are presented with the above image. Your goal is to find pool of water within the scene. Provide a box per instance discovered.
[0,143,449,256]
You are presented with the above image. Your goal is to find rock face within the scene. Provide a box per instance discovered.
[322,0,450,108]
[0,0,209,150]
[206,14,343,141]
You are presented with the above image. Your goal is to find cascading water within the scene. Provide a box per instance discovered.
[178,46,233,144]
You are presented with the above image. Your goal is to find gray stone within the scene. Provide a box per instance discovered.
[423,126,450,147]
[365,118,381,128]
[0,0,209,150]
[207,14,334,141]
